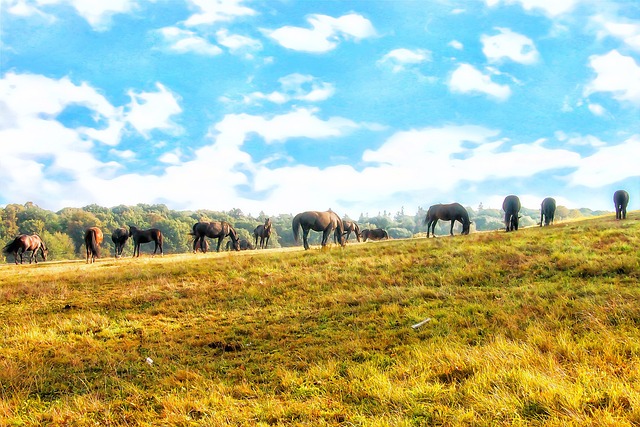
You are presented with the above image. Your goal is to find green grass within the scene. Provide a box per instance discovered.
[1,213,639,426]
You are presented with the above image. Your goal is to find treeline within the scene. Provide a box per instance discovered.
[1,202,609,261]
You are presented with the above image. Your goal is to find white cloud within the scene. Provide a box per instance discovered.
[216,29,262,57]
[158,26,223,56]
[449,64,512,101]
[481,27,539,64]
[584,50,640,106]
[567,136,640,187]
[2,0,138,30]
[125,83,183,137]
[587,102,606,116]
[593,16,640,52]
[266,13,376,53]
[485,0,579,17]
[242,74,335,105]
[183,0,257,26]
[449,40,464,50]
[377,48,431,73]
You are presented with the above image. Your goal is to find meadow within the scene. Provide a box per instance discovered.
[1,213,639,426]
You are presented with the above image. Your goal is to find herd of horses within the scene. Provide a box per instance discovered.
[2,190,631,264]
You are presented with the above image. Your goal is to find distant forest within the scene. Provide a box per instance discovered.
[1,202,610,261]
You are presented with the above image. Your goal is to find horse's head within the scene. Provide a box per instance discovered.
[128,225,137,237]
[462,219,471,235]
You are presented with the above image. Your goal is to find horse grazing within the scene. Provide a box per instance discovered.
[292,210,345,250]
[424,203,471,238]
[3,234,48,264]
[503,195,521,232]
[190,221,240,253]
[613,190,630,220]
[84,227,103,263]
[227,239,254,251]
[129,226,163,257]
[111,227,129,258]
[361,229,389,242]
[342,220,361,242]
[253,218,272,249]
[540,197,556,227]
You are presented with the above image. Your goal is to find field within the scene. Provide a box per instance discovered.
[1,213,639,426]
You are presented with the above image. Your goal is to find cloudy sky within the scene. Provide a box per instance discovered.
[1,0,639,217]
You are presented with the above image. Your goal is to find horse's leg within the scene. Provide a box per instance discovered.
[303,228,310,250]
[216,237,223,252]
[450,220,455,236]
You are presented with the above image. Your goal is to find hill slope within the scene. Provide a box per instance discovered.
[1,213,639,426]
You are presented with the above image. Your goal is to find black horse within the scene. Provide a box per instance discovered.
[111,227,129,258]
[424,203,471,238]
[84,227,103,264]
[503,195,521,232]
[129,226,163,257]
[3,234,48,264]
[226,239,254,251]
[613,190,630,220]
[292,210,345,250]
[253,218,272,249]
[361,229,389,241]
[191,221,240,253]
[540,197,556,227]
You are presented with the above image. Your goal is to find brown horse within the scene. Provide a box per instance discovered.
[424,203,471,237]
[614,190,630,220]
[361,229,389,242]
[253,218,272,249]
[342,220,361,242]
[84,227,103,263]
[190,221,240,253]
[226,239,254,251]
[292,210,345,250]
[129,226,163,257]
[3,234,48,264]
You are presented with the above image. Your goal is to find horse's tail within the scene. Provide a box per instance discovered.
[89,229,100,257]
[292,214,301,243]
[189,223,197,236]
[3,238,19,254]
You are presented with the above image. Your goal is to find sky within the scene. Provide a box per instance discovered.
[1,0,639,218]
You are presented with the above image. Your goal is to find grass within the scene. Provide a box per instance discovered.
[1,213,639,426]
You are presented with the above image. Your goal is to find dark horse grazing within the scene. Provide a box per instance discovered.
[292,210,345,250]
[227,239,254,251]
[84,227,103,263]
[361,229,389,241]
[613,190,630,220]
[503,195,521,232]
[190,221,240,253]
[3,234,48,264]
[342,220,361,242]
[540,197,556,227]
[424,203,471,238]
[129,226,163,257]
[253,218,272,249]
[111,227,129,258]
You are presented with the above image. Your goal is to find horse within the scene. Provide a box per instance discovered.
[361,229,389,242]
[540,197,556,227]
[292,210,345,250]
[423,203,471,238]
[129,226,163,257]
[226,239,254,251]
[190,221,240,253]
[111,227,129,258]
[342,220,361,242]
[502,195,521,232]
[84,227,103,263]
[253,218,272,249]
[3,234,48,264]
[613,190,630,220]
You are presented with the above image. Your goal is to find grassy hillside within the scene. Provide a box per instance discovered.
[1,213,639,426]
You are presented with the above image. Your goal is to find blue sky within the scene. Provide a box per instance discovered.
[1,0,639,218]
